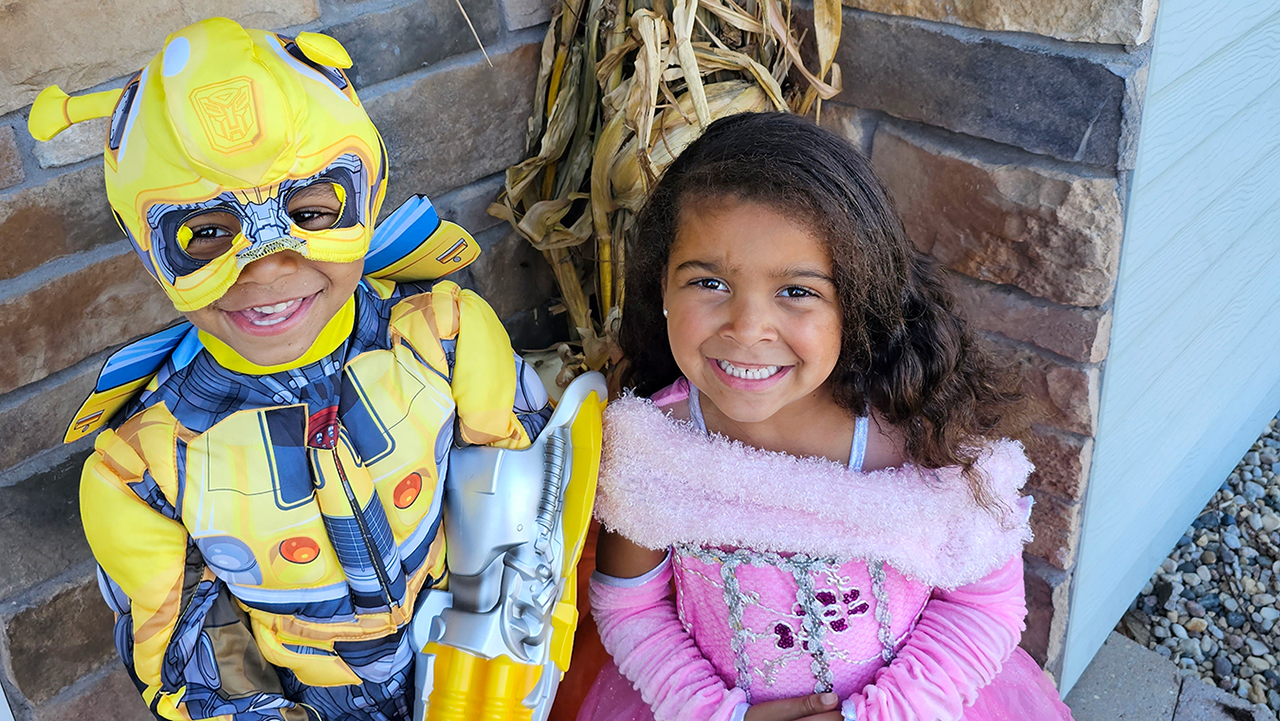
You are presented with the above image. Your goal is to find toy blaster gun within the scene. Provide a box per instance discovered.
[409,371,606,721]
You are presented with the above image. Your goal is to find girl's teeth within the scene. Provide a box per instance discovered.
[717,360,781,380]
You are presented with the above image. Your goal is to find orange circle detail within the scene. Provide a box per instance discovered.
[280,537,320,564]
[395,472,423,509]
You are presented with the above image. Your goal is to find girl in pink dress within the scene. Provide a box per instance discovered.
[576,112,1074,721]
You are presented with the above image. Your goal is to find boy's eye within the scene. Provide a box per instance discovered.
[180,211,240,261]
[288,182,343,231]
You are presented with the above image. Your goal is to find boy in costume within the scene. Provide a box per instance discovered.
[29,17,601,721]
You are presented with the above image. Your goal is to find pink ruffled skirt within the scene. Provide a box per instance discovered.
[575,647,1073,721]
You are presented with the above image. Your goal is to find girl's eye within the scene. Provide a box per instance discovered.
[780,286,816,299]
[180,211,240,260]
[692,278,727,291]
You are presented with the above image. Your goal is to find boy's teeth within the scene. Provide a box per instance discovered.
[251,301,294,314]
[250,316,288,327]
[717,360,781,380]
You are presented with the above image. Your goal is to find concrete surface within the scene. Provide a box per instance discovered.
[1066,632,1277,721]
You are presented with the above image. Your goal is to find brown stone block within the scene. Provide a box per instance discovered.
[368,41,541,207]
[1027,491,1082,571]
[1022,556,1071,678]
[4,575,117,705]
[992,338,1099,437]
[0,125,24,191]
[468,227,557,321]
[0,0,320,116]
[841,0,1156,45]
[873,124,1123,307]
[952,275,1112,363]
[0,450,94,603]
[0,248,178,396]
[33,667,152,721]
[817,102,877,157]
[0,358,98,474]
[0,165,120,282]
[1025,427,1094,504]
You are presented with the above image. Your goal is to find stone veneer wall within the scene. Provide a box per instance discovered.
[0,1,557,718]
[816,0,1155,679]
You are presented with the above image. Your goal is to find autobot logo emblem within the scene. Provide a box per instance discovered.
[190,77,260,153]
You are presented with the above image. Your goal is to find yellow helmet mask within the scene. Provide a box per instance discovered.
[30,18,387,312]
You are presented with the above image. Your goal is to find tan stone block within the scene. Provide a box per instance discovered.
[1025,427,1093,504]
[0,125,24,190]
[872,124,1123,307]
[4,574,116,705]
[841,0,1157,45]
[32,117,107,169]
[0,0,320,116]
[0,248,177,396]
[0,165,120,282]
[1027,491,1081,570]
[952,275,1112,363]
[33,667,153,721]
[993,338,1099,436]
[1022,557,1071,677]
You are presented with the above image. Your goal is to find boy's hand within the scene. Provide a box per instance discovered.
[744,692,845,721]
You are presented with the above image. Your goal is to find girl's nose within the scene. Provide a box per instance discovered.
[722,294,777,346]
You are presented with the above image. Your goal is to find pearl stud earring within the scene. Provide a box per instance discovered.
[663,308,669,318]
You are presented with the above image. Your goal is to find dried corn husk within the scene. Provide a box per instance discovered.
[491,0,842,383]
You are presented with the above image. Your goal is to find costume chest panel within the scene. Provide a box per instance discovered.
[178,345,456,593]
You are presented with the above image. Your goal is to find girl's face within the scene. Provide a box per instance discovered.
[663,198,844,425]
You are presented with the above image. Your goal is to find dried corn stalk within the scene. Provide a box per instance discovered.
[490,0,842,383]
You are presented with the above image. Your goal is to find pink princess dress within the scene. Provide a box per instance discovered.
[576,380,1073,721]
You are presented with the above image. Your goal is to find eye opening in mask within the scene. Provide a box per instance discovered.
[179,209,242,261]
[286,181,345,232]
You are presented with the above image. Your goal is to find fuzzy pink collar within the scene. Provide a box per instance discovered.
[594,394,1034,589]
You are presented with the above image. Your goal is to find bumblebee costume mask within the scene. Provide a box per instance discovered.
[32,18,602,721]
[31,17,385,312]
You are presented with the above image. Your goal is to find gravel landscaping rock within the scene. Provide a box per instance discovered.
[1124,414,1280,712]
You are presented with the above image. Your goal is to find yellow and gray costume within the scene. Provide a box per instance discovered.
[31,18,601,721]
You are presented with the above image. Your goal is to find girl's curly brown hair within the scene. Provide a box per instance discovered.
[619,112,1024,508]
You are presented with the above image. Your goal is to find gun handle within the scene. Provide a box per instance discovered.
[423,644,542,721]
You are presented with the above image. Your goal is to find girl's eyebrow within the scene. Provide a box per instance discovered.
[773,266,835,283]
[673,259,723,274]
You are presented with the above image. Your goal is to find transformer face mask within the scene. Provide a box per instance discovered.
[30,18,387,312]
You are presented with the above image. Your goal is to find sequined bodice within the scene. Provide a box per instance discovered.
[674,385,932,702]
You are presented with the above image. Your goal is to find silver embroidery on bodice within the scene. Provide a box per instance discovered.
[674,544,899,701]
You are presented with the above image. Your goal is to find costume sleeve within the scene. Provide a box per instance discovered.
[82,429,317,721]
[591,555,749,721]
[842,556,1026,721]
[389,280,550,450]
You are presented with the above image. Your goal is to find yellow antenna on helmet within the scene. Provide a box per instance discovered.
[28,85,122,142]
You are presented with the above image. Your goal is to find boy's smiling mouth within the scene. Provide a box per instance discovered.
[223,292,319,336]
